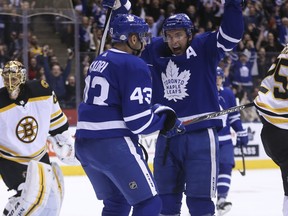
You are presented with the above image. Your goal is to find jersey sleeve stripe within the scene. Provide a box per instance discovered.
[51,109,62,119]
[77,120,127,130]
[50,115,67,130]
[130,114,154,134]
[218,27,241,43]
[124,109,151,122]
[216,41,233,51]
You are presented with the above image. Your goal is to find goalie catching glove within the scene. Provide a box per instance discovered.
[153,104,186,138]
[48,130,80,165]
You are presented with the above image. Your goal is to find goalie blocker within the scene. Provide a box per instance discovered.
[3,160,64,216]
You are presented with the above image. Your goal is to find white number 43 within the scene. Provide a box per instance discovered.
[130,87,152,104]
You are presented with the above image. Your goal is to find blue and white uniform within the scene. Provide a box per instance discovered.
[140,2,244,216]
[75,47,168,214]
[217,86,245,195]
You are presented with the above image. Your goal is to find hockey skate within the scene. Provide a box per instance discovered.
[217,199,232,216]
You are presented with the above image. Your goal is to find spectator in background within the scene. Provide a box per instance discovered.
[256,47,271,83]
[0,44,10,68]
[258,31,284,54]
[7,31,21,59]
[145,0,162,21]
[131,0,146,19]
[65,74,76,108]
[231,48,256,101]
[275,4,288,46]
[145,13,165,38]
[43,47,73,104]
[28,56,41,80]
[29,35,42,58]
[79,16,91,52]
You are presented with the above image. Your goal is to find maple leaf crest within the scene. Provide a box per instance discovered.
[161,60,190,102]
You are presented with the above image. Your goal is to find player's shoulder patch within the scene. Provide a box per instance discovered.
[26,80,53,98]
[40,79,49,88]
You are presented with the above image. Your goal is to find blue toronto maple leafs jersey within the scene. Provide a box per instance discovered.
[218,87,245,145]
[75,48,167,139]
[141,4,244,132]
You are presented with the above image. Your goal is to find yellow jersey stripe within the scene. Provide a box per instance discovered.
[51,109,62,119]
[28,96,51,102]
[0,103,17,113]
[255,101,288,113]
[50,115,67,129]
[262,114,288,124]
[0,145,47,158]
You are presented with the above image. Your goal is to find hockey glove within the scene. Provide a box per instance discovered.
[48,130,80,165]
[152,104,186,138]
[236,129,248,146]
[221,0,246,8]
[102,0,131,10]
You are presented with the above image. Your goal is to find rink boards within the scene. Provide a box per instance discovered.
[50,122,278,176]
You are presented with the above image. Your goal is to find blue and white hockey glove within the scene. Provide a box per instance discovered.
[221,0,246,8]
[236,129,248,146]
[102,0,131,11]
[102,0,115,8]
[152,104,186,138]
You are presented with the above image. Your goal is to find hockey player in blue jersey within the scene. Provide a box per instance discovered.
[102,0,244,215]
[216,67,248,216]
[74,13,185,216]
[141,3,244,216]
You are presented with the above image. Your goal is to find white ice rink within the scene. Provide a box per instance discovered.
[0,169,283,216]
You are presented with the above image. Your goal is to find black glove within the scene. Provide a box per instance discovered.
[152,104,186,138]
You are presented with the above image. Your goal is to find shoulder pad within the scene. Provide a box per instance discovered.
[26,80,53,98]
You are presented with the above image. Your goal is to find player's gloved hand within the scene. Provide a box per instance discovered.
[152,104,186,138]
[102,0,130,10]
[236,129,248,146]
[48,130,80,165]
[102,0,115,8]
[221,0,246,8]
[161,118,185,138]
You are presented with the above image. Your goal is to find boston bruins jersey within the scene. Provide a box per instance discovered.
[254,53,288,130]
[0,80,69,164]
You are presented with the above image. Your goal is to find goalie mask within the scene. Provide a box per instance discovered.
[0,61,26,100]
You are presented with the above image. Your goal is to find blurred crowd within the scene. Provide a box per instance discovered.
[0,0,288,121]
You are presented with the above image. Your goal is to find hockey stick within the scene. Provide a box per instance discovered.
[97,4,114,56]
[182,102,254,126]
[238,145,246,176]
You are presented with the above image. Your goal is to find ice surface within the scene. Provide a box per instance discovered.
[0,169,283,216]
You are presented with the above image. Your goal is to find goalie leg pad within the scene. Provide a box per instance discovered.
[3,160,53,216]
[42,162,65,216]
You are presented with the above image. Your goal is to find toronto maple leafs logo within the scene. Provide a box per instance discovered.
[161,60,190,102]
